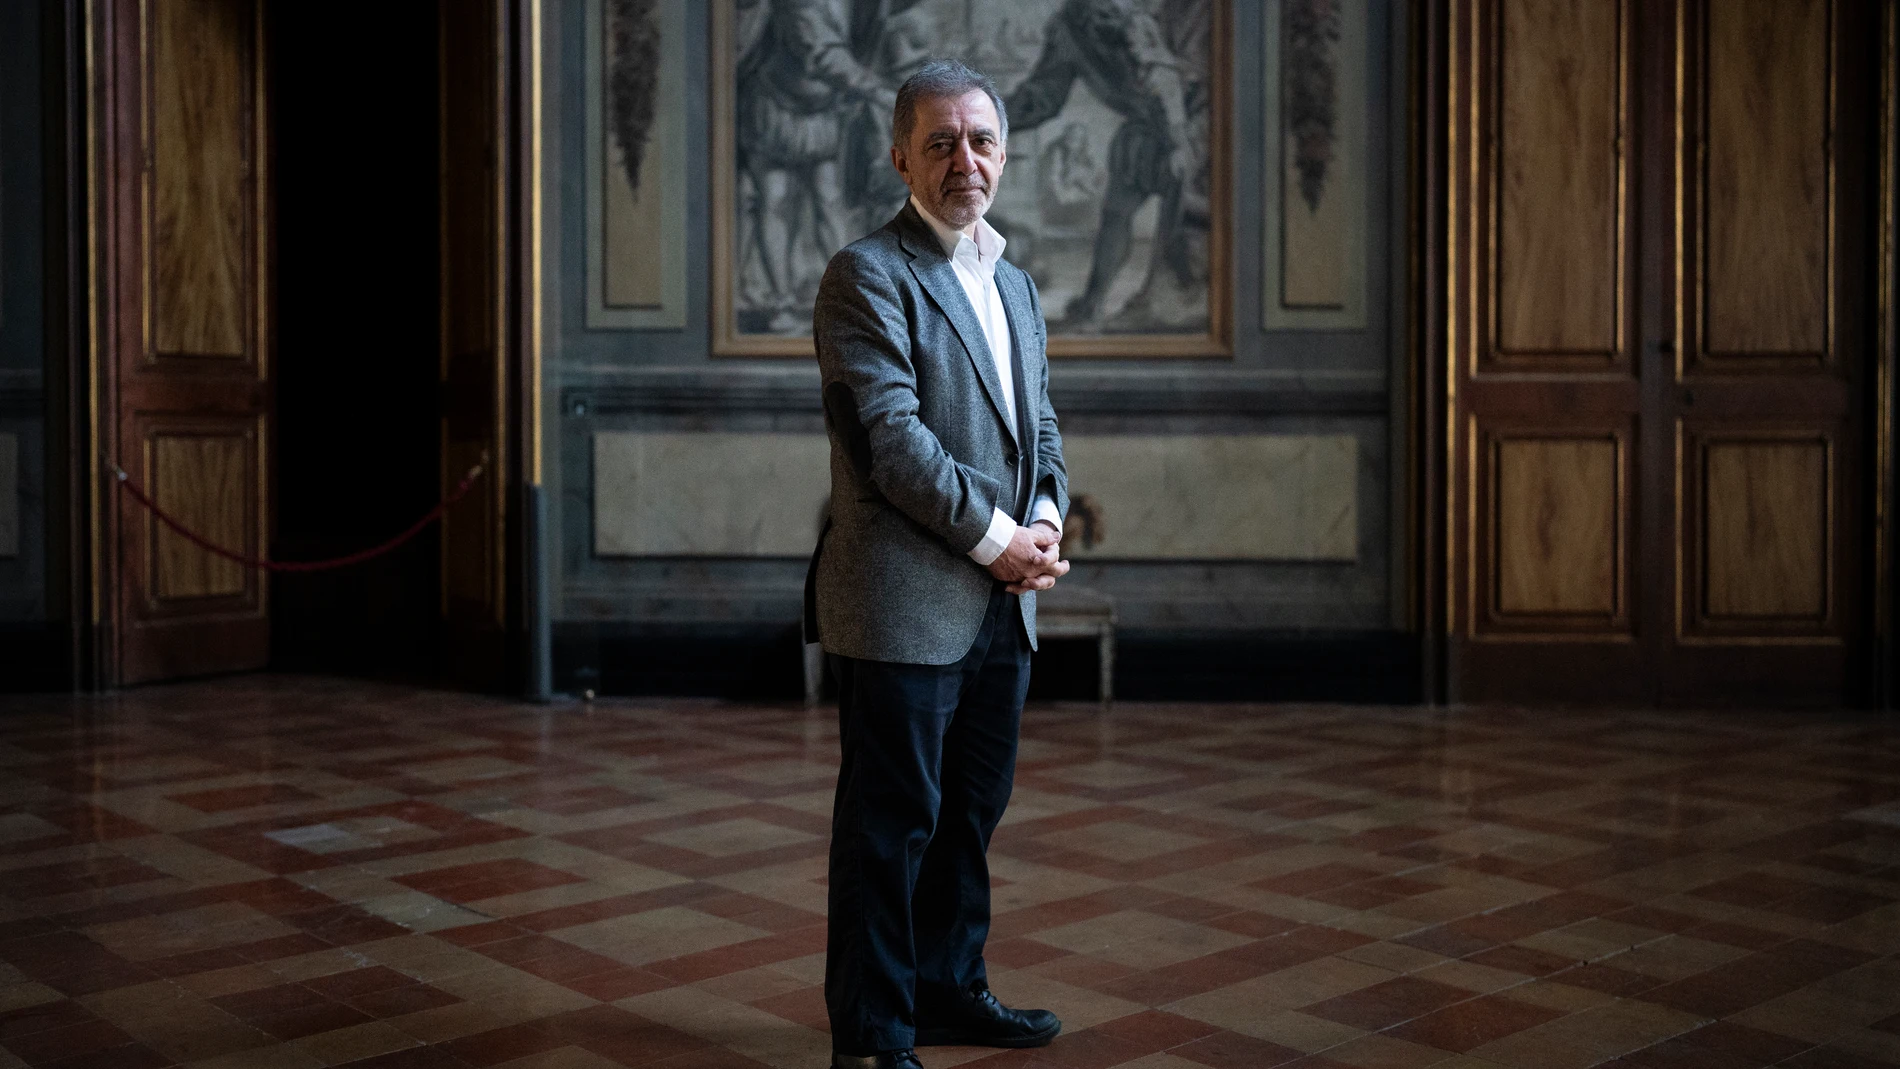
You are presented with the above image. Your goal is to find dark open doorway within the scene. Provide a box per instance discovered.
[266,2,442,680]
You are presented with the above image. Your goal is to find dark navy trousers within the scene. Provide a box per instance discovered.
[824,584,1031,1056]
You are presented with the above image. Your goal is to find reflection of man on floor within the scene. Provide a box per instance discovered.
[1006,0,1196,327]
[737,0,895,332]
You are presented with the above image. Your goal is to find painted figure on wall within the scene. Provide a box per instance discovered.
[734,0,896,333]
[1006,0,1209,329]
[722,0,1218,346]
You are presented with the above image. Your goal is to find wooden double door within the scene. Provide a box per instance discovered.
[95,0,514,685]
[1444,0,1887,705]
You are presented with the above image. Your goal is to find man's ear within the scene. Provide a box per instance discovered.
[890,145,907,183]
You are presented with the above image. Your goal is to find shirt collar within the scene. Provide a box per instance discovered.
[910,195,1006,270]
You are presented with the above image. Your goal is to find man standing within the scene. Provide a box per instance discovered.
[804,60,1070,1069]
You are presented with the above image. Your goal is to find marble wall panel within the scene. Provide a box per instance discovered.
[593,431,830,556]
[591,430,1356,563]
[1063,435,1357,560]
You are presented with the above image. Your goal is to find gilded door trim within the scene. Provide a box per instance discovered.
[1879,0,1897,701]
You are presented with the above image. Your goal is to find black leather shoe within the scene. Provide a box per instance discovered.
[831,1051,923,1069]
[915,986,1061,1048]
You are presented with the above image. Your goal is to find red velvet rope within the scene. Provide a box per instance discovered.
[109,460,486,573]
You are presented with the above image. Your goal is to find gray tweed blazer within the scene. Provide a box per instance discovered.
[803,202,1069,665]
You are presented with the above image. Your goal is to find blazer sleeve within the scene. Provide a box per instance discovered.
[1025,271,1070,522]
[815,245,1005,554]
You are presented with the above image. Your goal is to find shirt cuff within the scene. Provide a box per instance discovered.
[967,507,1016,566]
[1029,495,1062,538]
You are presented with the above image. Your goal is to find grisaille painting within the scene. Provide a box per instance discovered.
[712,0,1230,357]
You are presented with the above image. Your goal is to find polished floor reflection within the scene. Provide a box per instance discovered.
[1,678,1897,1068]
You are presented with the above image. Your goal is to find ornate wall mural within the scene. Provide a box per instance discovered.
[588,0,687,328]
[1263,0,1368,330]
[711,0,1231,357]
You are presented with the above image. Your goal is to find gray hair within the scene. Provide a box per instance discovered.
[891,60,1009,151]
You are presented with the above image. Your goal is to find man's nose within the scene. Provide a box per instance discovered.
[950,139,979,172]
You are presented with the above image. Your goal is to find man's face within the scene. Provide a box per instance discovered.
[892,89,1007,231]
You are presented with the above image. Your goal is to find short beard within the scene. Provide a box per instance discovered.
[925,184,991,230]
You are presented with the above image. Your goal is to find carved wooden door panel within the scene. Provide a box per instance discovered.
[439,0,510,687]
[1445,0,1880,705]
[1658,0,1878,704]
[105,0,271,684]
[1447,0,1647,702]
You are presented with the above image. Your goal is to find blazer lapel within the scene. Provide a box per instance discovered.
[996,265,1038,449]
[897,210,1016,441]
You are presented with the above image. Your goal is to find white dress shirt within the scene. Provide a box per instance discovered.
[910,196,1062,566]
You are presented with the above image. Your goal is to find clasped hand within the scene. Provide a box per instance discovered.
[987,521,1070,595]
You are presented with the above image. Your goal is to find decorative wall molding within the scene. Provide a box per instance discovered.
[585,0,687,329]
[561,369,1388,419]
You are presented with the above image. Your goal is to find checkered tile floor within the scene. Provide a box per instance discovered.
[2,678,1898,1068]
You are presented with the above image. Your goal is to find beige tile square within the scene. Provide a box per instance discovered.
[1412,959,1535,996]
[80,980,275,1063]
[110,834,273,885]
[619,985,831,1067]
[463,880,624,918]
[1498,980,1616,1014]
[291,1021,422,1065]
[1329,1032,1463,1068]
[1727,985,1892,1044]
[551,906,768,965]
[721,759,837,786]
[1050,761,1185,789]
[1045,820,1212,863]
[1095,1056,1215,1069]
[174,963,287,999]
[183,1046,325,1069]
[644,818,818,858]
[1830,1026,1900,1065]
[388,996,543,1044]
[264,817,437,855]
[406,754,536,784]
[0,981,62,1013]
[767,952,828,987]
[1515,919,1665,963]
[85,902,297,961]
[997,787,1102,826]
[1471,999,1705,1069]
[693,964,811,1003]
[494,1049,628,1069]
[1241,1009,1368,1051]
[1339,941,1450,975]
[1028,909,1253,969]
[1169,956,1395,1026]
[1596,935,1748,981]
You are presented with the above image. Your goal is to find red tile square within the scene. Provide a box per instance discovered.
[1172,1030,1306,1069]
[1301,976,1473,1031]
[395,859,585,904]
[1385,994,1566,1052]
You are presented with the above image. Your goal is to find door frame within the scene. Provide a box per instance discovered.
[60,0,546,692]
[1412,0,1900,709]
